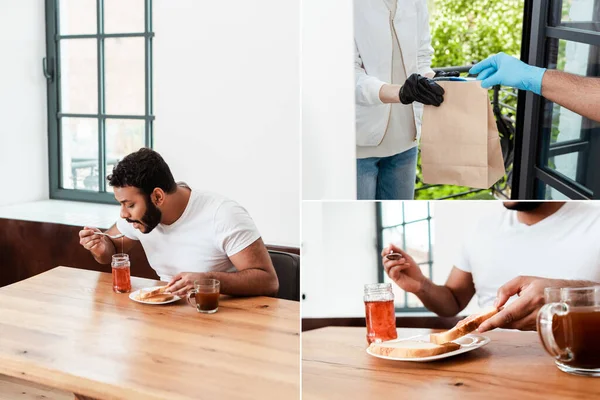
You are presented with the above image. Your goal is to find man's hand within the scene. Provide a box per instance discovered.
[79,226,112,260]
[478,276,559,332]
[165,272,206,297]
[469,52,546,95]
[381,244,426,294]
[399,73,445,106]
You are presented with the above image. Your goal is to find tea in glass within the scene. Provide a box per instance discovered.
[187,279,220,313]
[538,286,600,376]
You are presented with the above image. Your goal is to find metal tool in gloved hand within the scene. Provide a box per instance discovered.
[399,73,445,107]
[433,70,461,79]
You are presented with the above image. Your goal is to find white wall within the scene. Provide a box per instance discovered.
[151,1,300,246]
[302,0,356,200]
[302,202,379,317]
[0,0,48,206]
[301,201,502,318]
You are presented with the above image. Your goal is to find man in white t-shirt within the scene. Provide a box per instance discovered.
[78,148,279,297]
[382,202,600,331]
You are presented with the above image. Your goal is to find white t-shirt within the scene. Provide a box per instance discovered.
[456,202,600,308]
[116,189,261,282]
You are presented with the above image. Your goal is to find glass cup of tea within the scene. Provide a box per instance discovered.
[187,279,220,314]
[364,283,398,344]
[111,253,131,293]
[537,286,600,377]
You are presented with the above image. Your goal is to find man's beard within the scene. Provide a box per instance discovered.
[503,202,545,211]
[126,195,162,233]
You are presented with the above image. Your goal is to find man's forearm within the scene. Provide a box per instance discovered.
[415,279,462,317]
[542,70,600,122]
[379,84,402,103]
[93,238,116,265]
[205,269,279,297]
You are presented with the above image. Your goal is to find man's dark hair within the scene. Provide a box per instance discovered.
[107,148,177,195]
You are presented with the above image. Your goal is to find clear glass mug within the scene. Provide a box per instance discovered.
[187,279,220,314]
[537,286,600,377]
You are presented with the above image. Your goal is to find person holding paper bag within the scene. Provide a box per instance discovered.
[470,52,600,123]
[354,0,446,200]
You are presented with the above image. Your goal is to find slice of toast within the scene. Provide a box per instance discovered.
[369,340,460,358]
[139,286,168,300]
[142,294,174,303]
[430,307,499,345]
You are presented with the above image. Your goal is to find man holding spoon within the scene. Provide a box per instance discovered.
[79,148,279,297]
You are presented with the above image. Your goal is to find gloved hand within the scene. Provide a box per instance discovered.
[399,73,445,107]
[469,52,546,95]
[433,70,461,79]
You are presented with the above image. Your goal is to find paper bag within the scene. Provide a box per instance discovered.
[420,81,505,189]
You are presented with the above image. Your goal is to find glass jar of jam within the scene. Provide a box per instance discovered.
[111,253,132,293]
[364,283,397,344]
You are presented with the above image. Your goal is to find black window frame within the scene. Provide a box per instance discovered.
[44,0,154,204]
[514,0,600,199]
[376,202,433,313]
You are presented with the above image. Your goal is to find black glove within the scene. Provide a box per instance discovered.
[399,73,445,107]
[433,70,461,78]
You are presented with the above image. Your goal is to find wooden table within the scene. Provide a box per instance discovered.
[0,267,299,400]
[303,327,600,400]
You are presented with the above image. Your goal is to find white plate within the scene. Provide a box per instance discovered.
[366,333,490,362]
[129,286,181,305]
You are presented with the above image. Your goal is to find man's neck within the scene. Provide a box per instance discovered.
[160,186,192,226]
[517,202,566,226]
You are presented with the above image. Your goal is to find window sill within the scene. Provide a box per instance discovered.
[0,200,119,230]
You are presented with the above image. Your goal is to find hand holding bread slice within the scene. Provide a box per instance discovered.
[430,307,499,344]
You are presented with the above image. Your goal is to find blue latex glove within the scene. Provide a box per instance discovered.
[469,52,546,95]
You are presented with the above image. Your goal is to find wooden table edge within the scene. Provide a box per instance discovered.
[0,356,173,400]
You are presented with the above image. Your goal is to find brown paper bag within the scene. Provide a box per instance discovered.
[420,81,505,189]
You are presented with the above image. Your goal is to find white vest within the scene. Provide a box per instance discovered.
[354,0,434,146]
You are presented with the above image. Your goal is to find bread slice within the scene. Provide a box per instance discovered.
[139,286,168,300]
[142,294,174,303]
[369,340,460,358]
[430,307,499,344]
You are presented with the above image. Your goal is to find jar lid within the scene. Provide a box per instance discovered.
[364,283,392,294]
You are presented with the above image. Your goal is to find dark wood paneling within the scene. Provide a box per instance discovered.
[0,219,299,287]
[301,316,463,332]
[0,219,156,288]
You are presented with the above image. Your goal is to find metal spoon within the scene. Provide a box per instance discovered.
[385,251,403,261]
[93,232,125,240]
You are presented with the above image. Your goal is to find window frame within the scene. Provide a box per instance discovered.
[44,0,154,204]
[514,0,600,199]
[376,202,433,313]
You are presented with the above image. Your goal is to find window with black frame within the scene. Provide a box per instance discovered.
[44,0,153,203]
[377,202,434,312]
[518,0,600,199]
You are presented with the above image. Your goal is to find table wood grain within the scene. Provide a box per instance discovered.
[0,267,299,400]
[302,327,600,400]
[0,374,72,400]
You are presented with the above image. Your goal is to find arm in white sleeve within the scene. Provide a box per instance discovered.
[355,40,386,106]
[416,1,435,77]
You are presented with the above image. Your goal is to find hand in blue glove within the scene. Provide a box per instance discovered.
[469,52,546,95]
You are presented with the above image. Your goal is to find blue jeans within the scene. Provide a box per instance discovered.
[356,146,418,200]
